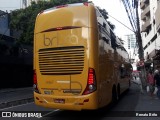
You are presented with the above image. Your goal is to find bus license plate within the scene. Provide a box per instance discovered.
[54,99,65,104]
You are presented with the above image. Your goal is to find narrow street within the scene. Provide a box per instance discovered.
[1,0,160,120]
[2,83,159,120]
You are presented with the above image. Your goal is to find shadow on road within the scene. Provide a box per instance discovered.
[41,84,140,120]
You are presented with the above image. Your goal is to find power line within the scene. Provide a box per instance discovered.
[107,13,135,33]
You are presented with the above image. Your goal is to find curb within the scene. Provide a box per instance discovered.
[0,87,33,93]
[0,97,34,109]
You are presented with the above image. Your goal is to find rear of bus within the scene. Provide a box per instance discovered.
[33,3,99,110]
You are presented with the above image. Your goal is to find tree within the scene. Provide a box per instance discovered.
[118,37,124,45]
[108,21,115,30]
[10,0,88,45]
[97,7,115,30]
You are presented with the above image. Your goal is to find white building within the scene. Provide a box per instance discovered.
[0,0,49,12]
[0,0,26,12]
[123,34,138,62]
[140,0,160,61]
[0,0,50,37]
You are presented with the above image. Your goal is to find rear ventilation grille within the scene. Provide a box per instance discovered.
[39,46,84,75]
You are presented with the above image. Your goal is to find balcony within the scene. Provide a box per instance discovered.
[141,19,151,32]
[141,5,150,18]
[141,12,146,21]
[144,0,149,4]
[141,25,146,32]
[155,4,160,31]
[140,1,145,9]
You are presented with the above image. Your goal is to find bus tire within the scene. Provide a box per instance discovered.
[117,85,120,100]
[112,86,118,104]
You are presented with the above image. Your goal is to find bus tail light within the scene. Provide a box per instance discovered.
[33,70,40,93]
[83,2,89,6]
[83,68,97,95]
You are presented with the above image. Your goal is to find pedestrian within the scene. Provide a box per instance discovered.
[137,73,143,94]
[154,69,160,99]
[134,74,136,80]
[147,70,155,96]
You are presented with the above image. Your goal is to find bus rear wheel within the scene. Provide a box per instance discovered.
[112,86,118,104]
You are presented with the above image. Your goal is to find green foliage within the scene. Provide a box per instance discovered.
[118,37,124,45]
[97,7,108,20]
[108,21,115,30]
[97,7,115,30]
[10,0,88,45]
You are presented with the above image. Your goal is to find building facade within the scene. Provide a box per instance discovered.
[140,0,160,60]
[140,0,160,69]
[0,10,10,36]
[123,34,138,62]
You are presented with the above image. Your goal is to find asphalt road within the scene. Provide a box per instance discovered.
[1,84,159,120]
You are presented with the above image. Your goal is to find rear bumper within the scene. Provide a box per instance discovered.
[34,92,98,111]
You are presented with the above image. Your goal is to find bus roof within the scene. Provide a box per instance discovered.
[40,2,93,15]
[35,2,94,34]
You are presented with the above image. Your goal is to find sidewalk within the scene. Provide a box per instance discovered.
[0,87,33,109]
[0,84,160,111]
[131,77,160,111]
[135,90,160,111]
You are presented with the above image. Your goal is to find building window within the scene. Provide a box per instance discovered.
[153,19,155,25]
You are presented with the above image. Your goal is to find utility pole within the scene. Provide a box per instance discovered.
[121,0,146,89]
[135,0,146,89]
[135,0,144,60]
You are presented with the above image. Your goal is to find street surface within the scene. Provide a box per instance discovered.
[1,83,160,120]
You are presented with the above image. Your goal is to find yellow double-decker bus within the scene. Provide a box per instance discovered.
[33,2,132,111]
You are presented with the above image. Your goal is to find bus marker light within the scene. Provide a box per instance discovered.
[56,27,63,30]
[36,97,39,100]
[84,99,89,102]
[78,103,84,105]
[56,5,68,8]
[83,3,89,6]
[39,101,43,103]
[75,103,83,105]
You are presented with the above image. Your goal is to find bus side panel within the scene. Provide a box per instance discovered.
[91,6,115,108]
[88,5,100,108]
